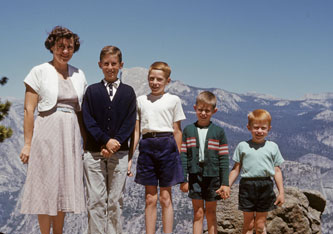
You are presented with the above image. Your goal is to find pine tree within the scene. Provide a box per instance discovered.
[0,76,13,142]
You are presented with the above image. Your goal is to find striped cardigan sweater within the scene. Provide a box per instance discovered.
[180,122,230,186]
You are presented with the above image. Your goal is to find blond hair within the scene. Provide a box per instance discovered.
[100,45,122,62]
[248,109,272,126]
[148,61,171,78]
[196,91,217,108]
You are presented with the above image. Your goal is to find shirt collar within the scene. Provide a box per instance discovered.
[103,78,120,88]
[195,121,212,129]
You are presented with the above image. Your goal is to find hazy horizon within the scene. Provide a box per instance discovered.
[1,0,332,99]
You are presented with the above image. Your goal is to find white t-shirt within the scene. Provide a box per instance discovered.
[137,93,186,135]
[197,127,209,162]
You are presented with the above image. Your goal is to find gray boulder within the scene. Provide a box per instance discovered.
[216,186,325,234]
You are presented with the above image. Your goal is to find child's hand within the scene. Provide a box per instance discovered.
[100,147,113,158]
[274,193,285,207]
[106,139,121,153]
[216,186,230,200]
[180,182,189,193]
[127,161,133,177]
[127,170,133,177]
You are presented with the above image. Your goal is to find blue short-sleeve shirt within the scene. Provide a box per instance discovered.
[233,140,284,178]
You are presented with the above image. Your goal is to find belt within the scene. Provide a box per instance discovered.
[240,177,271,181]
[57,107,75,113]
[142,132,173,139]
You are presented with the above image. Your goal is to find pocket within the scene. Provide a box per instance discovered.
[239,180,252,198]
[168,136,178,153]
[211,177,221,191]
[138,139,145,152]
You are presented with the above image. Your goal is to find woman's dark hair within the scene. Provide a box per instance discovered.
[44,26,80,53]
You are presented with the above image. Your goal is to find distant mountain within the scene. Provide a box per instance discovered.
[123,67,333,161]
[0,67,332,233]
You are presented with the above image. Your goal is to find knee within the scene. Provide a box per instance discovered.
[193,208,204,221]
[255,221,266,234]
[87,198,106,210]
[159,194,172,208]
[146,194,158,207]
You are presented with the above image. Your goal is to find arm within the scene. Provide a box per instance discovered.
[179,126,188,192]
[229,162,241,187]
[113,88,137,145]
[216,131,230,198]
[174,121,190,192]
[105,88,137,155]
[82,88,111,146]
[128,120,141,177]
[76,111,87,149]
[274,166,285,206]
[19,85,38,164]
[173,121,182,153]
[218,162,241,199]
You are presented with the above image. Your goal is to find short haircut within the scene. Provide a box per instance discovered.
[248,109,272,126]
[45,26,80,54]
[196,91,217,108]
[99,45,122,63]
[148,61,171,78]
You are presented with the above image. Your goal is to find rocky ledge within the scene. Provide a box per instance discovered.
[215,186,326,234]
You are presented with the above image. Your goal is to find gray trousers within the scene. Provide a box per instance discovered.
[83,150,128,234]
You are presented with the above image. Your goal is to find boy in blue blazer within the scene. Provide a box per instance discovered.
[82,45,136,234]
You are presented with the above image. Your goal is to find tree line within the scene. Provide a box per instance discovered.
[0,76,12,142]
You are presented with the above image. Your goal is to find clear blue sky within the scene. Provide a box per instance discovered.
[1,0,332,99]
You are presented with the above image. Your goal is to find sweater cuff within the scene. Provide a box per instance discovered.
[101,135,110,146]
[220,172,229,186]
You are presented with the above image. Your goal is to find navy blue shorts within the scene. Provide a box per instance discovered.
[134,135,184,187]
[238,177,276,212]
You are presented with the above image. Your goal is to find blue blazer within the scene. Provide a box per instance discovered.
[82,80,136,152]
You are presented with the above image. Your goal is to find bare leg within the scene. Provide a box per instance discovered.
[242,212,255,234]
[254,212,268,234]
[192,199,204,234]
[145,185,158,234]
[51,211,66,234]
[38,215,51,234]
[38,212,65,234]
[205,201,217,234]
[160,187,173,233]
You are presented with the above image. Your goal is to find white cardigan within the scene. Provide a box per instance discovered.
[24,63,87,112]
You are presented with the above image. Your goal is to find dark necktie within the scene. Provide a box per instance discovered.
[108,82,114,97]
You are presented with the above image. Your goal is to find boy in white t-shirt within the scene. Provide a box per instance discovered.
[130,61,186,234]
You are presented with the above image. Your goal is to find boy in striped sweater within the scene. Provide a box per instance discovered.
[180,91,230,234]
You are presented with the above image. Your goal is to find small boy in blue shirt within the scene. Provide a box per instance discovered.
[180,91,230,234]
[229,109,285,234]
[130,61,186,234]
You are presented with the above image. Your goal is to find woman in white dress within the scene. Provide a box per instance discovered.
[19,26,87,234]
